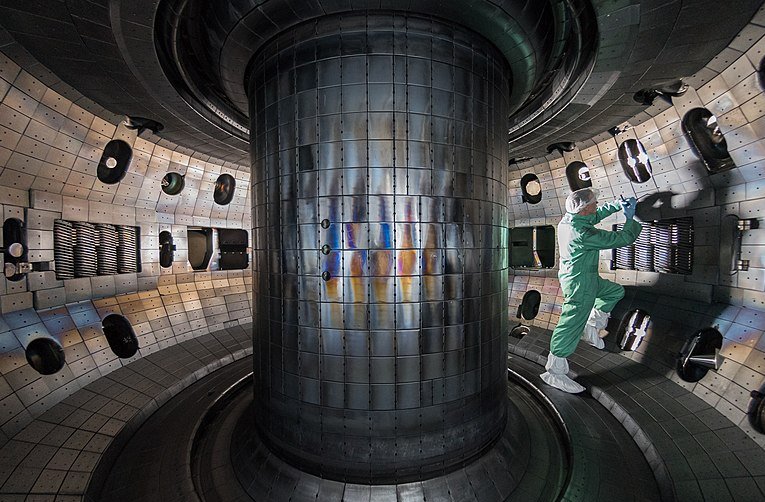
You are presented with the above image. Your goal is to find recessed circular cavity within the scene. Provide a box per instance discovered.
[510,324,531,339]
[159,230,174,268]
[750,390,765,434]
[618,139,652,183]
[161,172,185,195]
[97,139,132,184]
[520,173,542,204]
[4,217,27,281]
[518,289,542,320]
[566,161,592,191]
[213,173,236,205]
[321,271,330,281]
[321,245,331,255]
[682,108,735,173]
[320,219,330,229]
[102,314,140,358]
[25,338,65,375]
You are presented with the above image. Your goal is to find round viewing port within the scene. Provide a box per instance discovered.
[162,172,185,195]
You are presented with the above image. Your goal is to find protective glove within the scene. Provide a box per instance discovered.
[620,196,637,219]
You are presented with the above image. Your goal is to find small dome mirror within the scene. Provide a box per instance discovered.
[618,139,652,183]
[25,338,65,375]
[213,173,236,205]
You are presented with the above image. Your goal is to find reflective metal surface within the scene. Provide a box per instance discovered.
[249,13,509,483]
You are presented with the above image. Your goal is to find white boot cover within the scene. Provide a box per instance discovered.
[581,324,605,349]
[581,308,609,349]
[589,308,610,330]
[540,353,585,394]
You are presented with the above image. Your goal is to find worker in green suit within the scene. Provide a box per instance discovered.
[541,188,642,393]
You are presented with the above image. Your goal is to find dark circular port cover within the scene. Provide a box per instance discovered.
[25,338,65,375]
[102,314,139,359]
[213,173,236,205]
[97,140,132,184]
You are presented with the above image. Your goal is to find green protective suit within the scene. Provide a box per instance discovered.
[550,201,643,358]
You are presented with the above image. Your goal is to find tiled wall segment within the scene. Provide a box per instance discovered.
[0,50,252,443]
[506,22,765,446]
[0,323,251,497]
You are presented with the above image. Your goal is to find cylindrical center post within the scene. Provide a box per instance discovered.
[248,12,510,483]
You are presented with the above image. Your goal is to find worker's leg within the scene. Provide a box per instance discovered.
[582,277,626,347]
[551,297,594,357]
[542,296,594,393]
[593,277,625,313]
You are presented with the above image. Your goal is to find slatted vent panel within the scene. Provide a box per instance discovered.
[54,220,140,279]
[612,217,693,274]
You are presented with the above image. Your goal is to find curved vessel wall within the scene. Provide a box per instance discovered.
[248,13,510,482]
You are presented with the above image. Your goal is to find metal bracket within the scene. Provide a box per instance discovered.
[676,328,724,382]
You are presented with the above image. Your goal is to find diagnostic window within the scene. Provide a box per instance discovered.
[509,226,555,269]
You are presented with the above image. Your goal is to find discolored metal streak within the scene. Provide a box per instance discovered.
[248,12,510,483]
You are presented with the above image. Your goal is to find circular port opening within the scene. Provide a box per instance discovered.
[162,172,185,195]
[213,173,236,205]
[25,338,66,375]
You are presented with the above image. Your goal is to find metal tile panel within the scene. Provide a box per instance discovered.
[250,12,509,482]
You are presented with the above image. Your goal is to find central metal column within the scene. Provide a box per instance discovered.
[248,12,510,483]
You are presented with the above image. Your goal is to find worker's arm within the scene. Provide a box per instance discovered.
[592,200,623,224]
[580,219,643,250]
